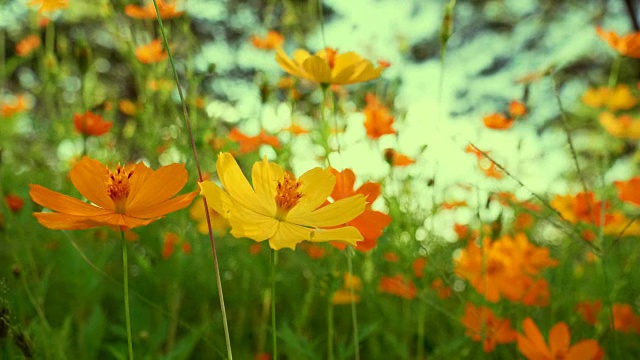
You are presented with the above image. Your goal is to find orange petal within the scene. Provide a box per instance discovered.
[330,168,356,200]
[522,318,551,356]
[70,156,114,211]
[126,191,197,218]
[566,340,601,360]
[29,184,112,216]
[548,322,571,356]
[34,212,99,230]
[355,182,381,203]
[126,163,188,212]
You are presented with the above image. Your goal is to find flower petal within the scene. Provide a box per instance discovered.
[268,221,312,250]
[289,168,335,216]
[228,202,279,242]
[217,152,273,216]
[276,48,306,79]
[126,191,197,218]
[521,317,552,357]
[350,209,391,239]
[310,226,363,246]
[302,56,332,83]
[251,157,282,216]
[566,340,600,360]
[356,182,381,203]
[126,163,188,212]
[289,194,366,227]
[29,184,112,216]
[549,322,571,356]
[330,167,356,200]
[70,156,114,210]
[199,180,232,217]
[33,212,99,230]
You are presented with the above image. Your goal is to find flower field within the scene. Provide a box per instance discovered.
[1,0,640,359]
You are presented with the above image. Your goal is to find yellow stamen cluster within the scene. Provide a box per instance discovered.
[275,172,302,210]
[106,164,134,213]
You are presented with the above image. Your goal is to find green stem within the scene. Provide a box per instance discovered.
[346,249,360,360]
[327,292,334,360]
[121,231,134,360]
[270,249,278,360]
[607,56,621,88]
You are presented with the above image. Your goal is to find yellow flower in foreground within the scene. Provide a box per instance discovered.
[29,156,197,230]
[275,47,384,85]
[199,152,366,250]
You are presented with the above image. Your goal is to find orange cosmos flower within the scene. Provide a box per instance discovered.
[28,0,68,13]
[276,47,384,85]
[5,194,25,213]
[412,257,427,278]
[517,317,601,360]
[228,128,280,154]
[1,95,29,118]
[378,275,417,299]
[576,300,602,326]
[125,0,184,19]
[29,156,197,231]
[461,303,517,352]
[251,30,284,50]
[283,122,310,135]
[509,100,527,117]
[328,168,392,252]
[612,304,640,333]
[550,192,612,226]
[599,112,640,139]
[384,148,415,167]
[614,177,640,206]
[16,35,41,57]
[362,93,396,139]
[596,27,640,58]
[135,39,169,64]
[483,113,514,130]
[73,111,112,136]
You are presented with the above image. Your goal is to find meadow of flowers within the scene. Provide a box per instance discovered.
[1,0,640,359]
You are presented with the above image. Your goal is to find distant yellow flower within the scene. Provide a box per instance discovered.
[199,152,366,250]
[582,84,637,111]
[29,0,68,13]
[275,47,384,85]
[599,112,640,139]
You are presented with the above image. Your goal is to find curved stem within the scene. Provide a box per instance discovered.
[121,231,134,360]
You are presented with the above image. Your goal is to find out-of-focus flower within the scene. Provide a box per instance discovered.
[442,200,467,210]
[377,60,391,68]
[384,252,399,262]
[431,278,452,299]
[276,47,384,85]
[576,300,602,326]
[550,192,612,226]
[596,27,640,58]
[517,317,601,360]
[125,0,184,19]
[509,100,527,117]
[135,39,169,64]
[465,145,504,179]
[1,95,30,118]
[29,157,197,230]
[28,0,68,13]
[583,85,637,111]
[16,35,41,57]
[454,223,470,240]
[384,148,415,167]
[332,273,362,305]
[199,153,366,250]
[413,257,427,278]
[147,78,174,91]
[119,100,138,116]
[283,122,310,135]
[162,232,191,259]
[378,275,417,299]
[461,303,517,352]
[5,194,25,213]
[613,304,640,333]
[300,243,326,259]
[363,93,395,139]
[599,112,640,139]
[251,30,284,50]
[328,168,391,252]
[483,113,513,130]
[614,177,640,206]
[73,111,112,136]
[228,128,280,154]
[189,197,229,235]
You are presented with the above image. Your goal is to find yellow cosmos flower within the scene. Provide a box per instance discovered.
[199,153,366,250]
[275,47,384,85]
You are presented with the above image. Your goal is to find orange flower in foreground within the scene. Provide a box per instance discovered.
[28,0,68,13]
[599,112,640,139]
[251,30,284,50]
[378,275,417,299]
[612,304,640,333]
[29,156,197,230]
[125,0,184,19]
[135,40,169,64]
[461,303,517,352]
[328,168,391,252]
[73,111,112,136]
[363,93,395,139]
[614,177,640,206]
[596,27,640,58]
[384,148,415,167]
[517,317,601,360]
[576,300,602,326]
[483,113,513,130]
[16,35,41,57]
[5,194,25,213]
[1,95,29,118]
[228,128,281,154]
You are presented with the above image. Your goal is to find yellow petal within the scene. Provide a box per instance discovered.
[198,180,232,217]
[251,157,282,216]
[293,49,312,65]
[217,152,273,217]
[228,201,279,241]
[268,221,312,250]
[276,48,306,79]
[302,56,332,83]
[310,226,363,246]
[289,194,365,227]
[70,156,114,210]
[288,167,335,216]
[29,184,112,216]
[126,163,188,212]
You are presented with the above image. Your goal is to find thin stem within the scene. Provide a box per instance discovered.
[607,56,621,88]
[121,231,134,360]
[327,291,334,360]
[346,249,360,360]
[270,249,278,360]
[151,2,233,358]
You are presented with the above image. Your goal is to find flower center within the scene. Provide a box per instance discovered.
[274,172,302,215]
[106,164,134,214]
[324,47,337,69]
